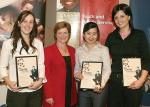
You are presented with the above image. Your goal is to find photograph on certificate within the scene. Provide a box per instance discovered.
[15,56,38,88]
[122,58,141,86]
[80,61,103,89]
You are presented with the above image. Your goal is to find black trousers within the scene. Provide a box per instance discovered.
[6,88,42,107]
[107,75,144,107]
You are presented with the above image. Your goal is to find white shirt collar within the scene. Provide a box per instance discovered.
[16,39,34,55]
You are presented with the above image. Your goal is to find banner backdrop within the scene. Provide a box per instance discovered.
[56,0,80,48]
[80,0,118,44]
[56,0,118,47]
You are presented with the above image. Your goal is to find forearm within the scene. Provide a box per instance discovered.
[139,69,148,83]
[3,76,10,85]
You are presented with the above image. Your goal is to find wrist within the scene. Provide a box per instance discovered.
[38,78,43,82]
[139,78,146,83]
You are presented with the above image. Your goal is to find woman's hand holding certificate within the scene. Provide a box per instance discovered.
[74,72,83,80]
[128,70,148,89]
[28,78,43,90]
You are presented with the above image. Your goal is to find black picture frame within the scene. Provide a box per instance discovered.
[15,56,38,89]
[80,61,103,89]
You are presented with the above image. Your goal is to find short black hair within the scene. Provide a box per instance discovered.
[83,22,100,41]
[112,3,134,29]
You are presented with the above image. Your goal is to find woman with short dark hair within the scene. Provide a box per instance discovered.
[75,22,111,107]
[105,3,150,107]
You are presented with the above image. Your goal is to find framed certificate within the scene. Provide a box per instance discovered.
[122,58,141,86]
[15,56,38,88]
[80,61,103,89]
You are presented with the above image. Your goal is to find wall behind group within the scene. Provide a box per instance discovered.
[44,0,129,47]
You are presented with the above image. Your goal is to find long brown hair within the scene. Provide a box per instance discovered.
[11,10,37,55]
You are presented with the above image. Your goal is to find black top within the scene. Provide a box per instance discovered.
[63,56,72,107]
[105,29,150,73]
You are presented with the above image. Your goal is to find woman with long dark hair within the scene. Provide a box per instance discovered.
[0,10,45,107]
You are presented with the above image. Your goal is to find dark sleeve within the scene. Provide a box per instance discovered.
[139,31,150,73]
[105,33,112,49]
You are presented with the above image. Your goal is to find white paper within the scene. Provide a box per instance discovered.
[80,61,103,89]
[122,58,141,86]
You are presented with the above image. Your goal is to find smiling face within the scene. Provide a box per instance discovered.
[56,27,70,44]
[61,0,77,10]
[19,14,34,37]
[84,28,98,46]
[114,10,130,30]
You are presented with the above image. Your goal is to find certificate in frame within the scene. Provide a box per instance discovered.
[122,58,141,86]
[80,61,103,89]
[15,56,38,88]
